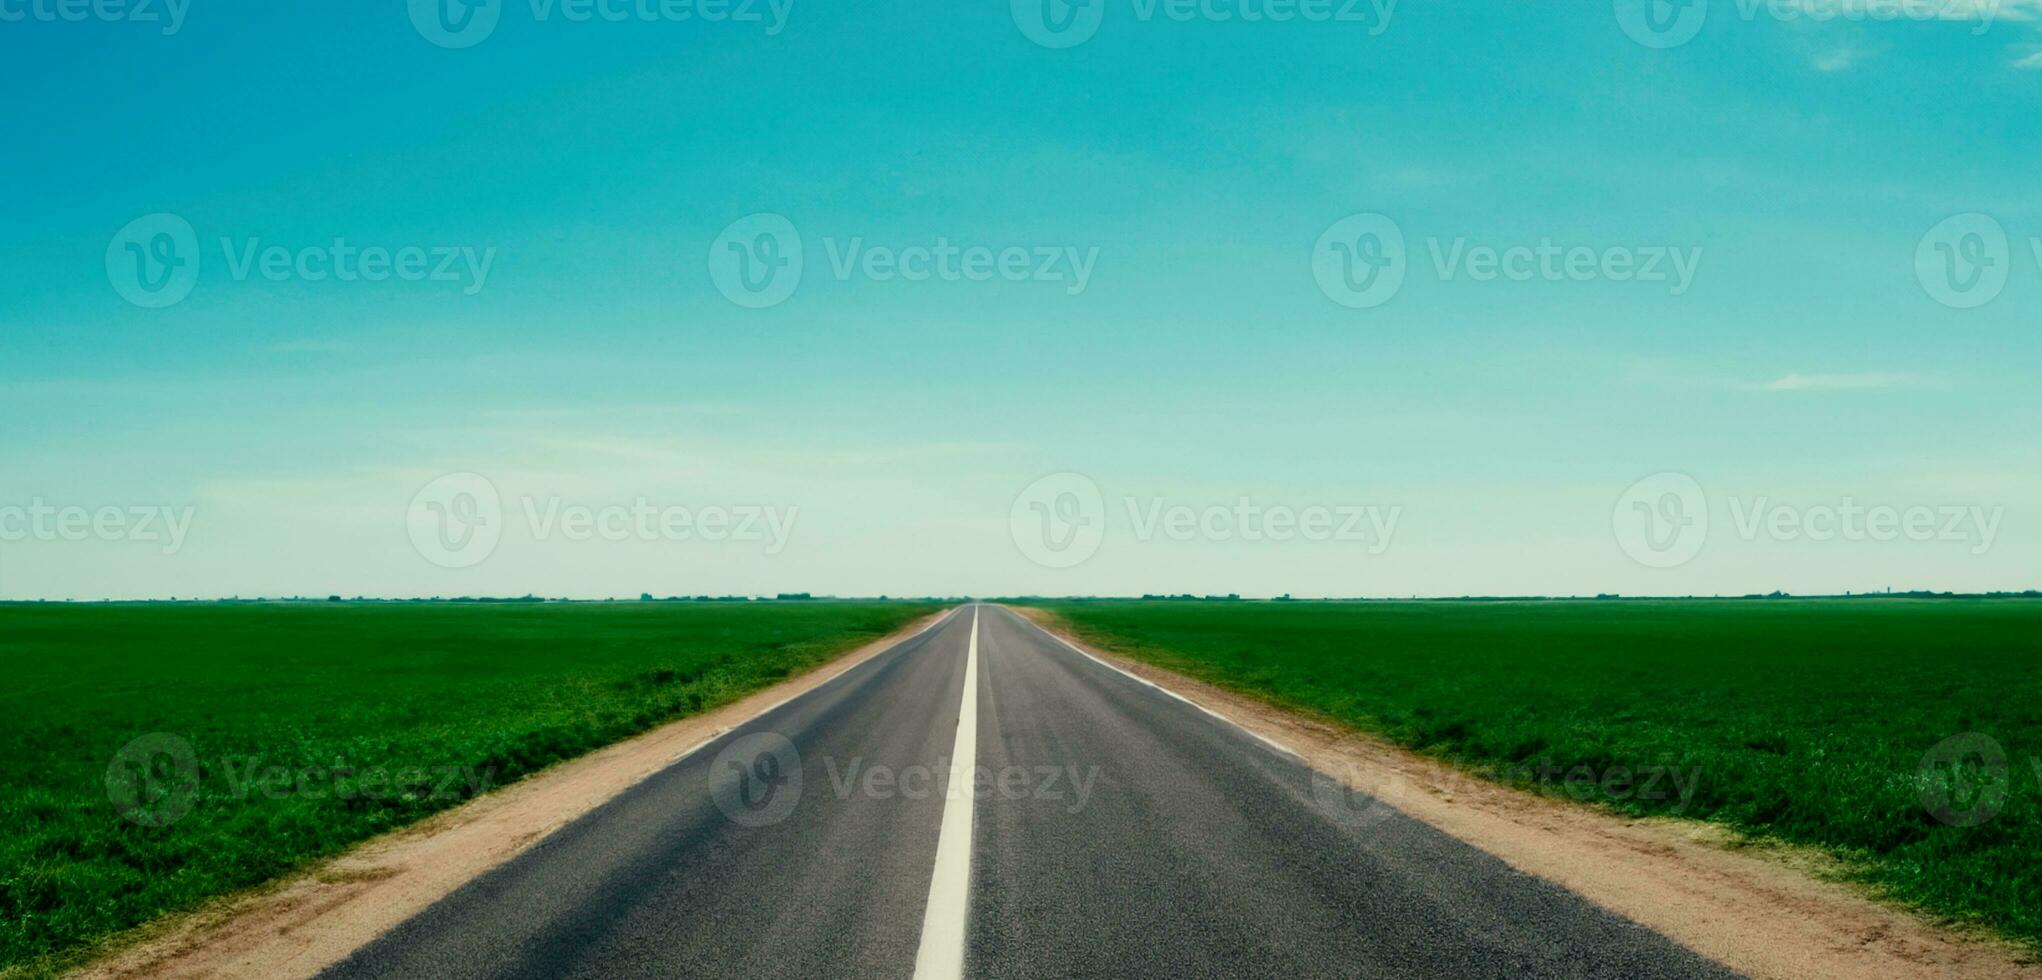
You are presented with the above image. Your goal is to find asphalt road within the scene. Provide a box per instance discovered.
[321,605,1742,980]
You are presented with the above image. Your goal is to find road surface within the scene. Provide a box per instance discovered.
[322,605,1742,979]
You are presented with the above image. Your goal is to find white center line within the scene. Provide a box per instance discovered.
[912,604,979,980]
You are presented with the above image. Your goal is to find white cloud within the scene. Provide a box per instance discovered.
[2013,49,2042,68]
[1759,371,1936,391]
[1812,47,1865,70]
[265,338,351,354]
[1783,0,2042,22]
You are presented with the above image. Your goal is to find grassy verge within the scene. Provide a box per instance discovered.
[1032,598,2042,946]
[0,600,939,974]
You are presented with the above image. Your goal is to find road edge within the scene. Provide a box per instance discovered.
[1007,606,2041,980]
[67,607,958,980]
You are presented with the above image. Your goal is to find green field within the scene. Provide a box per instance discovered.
[1036,598,2042,946]
[0,600,939,975]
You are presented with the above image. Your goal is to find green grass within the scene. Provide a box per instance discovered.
[1035,598,2042,947]
[0,600,939,975]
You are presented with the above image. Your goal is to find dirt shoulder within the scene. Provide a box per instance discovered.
[1012,606,2040,980]
[68,609,953,980]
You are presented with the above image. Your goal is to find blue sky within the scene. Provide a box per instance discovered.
[3,0,2039,599]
